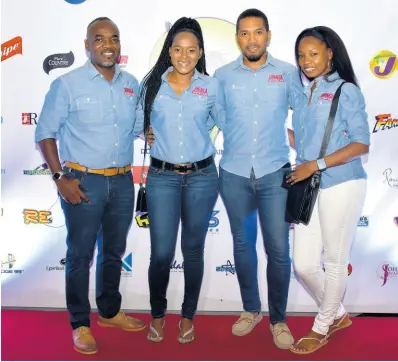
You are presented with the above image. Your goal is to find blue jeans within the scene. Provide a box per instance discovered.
[60,167,134,330]
[146,163,218,320]
[219,166,290,324]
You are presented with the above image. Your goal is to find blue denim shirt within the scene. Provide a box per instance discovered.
[292,72,370,188]
[134,67,225,163]
[35,61,140,168]
[213,53,302,178]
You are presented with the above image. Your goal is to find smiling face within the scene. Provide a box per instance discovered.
[298,36,333,79]
[85,19,120,69]
[236,16,270,63]
[169,31,203,76]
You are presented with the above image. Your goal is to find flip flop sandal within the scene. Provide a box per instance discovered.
[290,336,328,355]
[178,320,195,344]
[147,320,165,343]
[327,313,352,338]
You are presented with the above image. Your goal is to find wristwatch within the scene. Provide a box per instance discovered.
[316,158,327,171]
[52,170,65,181]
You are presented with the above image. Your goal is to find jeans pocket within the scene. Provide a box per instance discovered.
[197,163,218,177]
[62,166,86,186]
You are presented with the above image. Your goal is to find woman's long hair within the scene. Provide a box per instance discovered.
[140,17,208,134]
[294,26,359,87]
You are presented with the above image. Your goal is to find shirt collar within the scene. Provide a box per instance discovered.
[85,60,122,81]
[233,52,275,71]
[161,66,206,82]
[304,71,341,95]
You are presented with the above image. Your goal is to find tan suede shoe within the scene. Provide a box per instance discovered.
[73,326,97,355]
[98,311,146,331]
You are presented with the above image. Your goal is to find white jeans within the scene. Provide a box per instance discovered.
[293,179,366,335]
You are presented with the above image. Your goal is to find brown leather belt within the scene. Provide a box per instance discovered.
[65,162,131,176]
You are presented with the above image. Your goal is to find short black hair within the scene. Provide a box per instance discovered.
[236,9,269,33]
[86,17,113,36]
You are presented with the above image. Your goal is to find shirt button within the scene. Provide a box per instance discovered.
[115,143,118,146]
[179,128,182,131]
[254,74,257,77]
[178,114,181,117]
[255,104,258,108]
[254,89,257,92]
[181,156,184,159]
[252,155,256,158]
[114,124,117,127]
[112,161,116,165]
[86,97,90,101]
[179,101,182,104]
[180,142,183,145]
[254,121,258,125]
[113,105,116,108]
[253,138,257,142]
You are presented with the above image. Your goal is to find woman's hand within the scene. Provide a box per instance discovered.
[286,161,318,185]
[147,126,155,147]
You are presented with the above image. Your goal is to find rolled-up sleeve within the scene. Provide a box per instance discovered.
[287,67,303,110]
[133,81,145,137]
[208,77,226,131]
[35,77,69,143]
[340,83,370,145]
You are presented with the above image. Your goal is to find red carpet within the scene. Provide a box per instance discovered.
[1,310,397,360]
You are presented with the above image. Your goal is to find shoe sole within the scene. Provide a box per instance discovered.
[97,321,146,332]
[74,346,98,355]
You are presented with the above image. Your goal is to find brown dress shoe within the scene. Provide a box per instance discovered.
[73,326,97,355]
[98,311,146,332]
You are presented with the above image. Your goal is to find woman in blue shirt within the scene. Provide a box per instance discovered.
[137,17,224,344]
[287,26,370,354]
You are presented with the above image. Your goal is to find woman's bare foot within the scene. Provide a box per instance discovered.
[178,318,195,344]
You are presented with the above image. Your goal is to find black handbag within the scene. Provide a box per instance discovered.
[283,82,346,225]
[135,135,150,228]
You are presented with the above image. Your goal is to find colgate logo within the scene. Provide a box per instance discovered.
[319,92,334,102]
[192,87,208,96]
[1,36,23,62]
[268,74,284,82]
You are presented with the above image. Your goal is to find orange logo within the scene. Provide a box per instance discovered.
[23,209,52,224]
[1,36,23,62]
[132,166,148,184]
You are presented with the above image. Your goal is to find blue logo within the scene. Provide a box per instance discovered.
[358,216,369,227]
[1,116,3,124]
[122,253,132,272]
[170,260,184,272]
[216,260,236,275]
[1,169,5,175]
[64,0,86,4]
[208,210,220,234]
[289,257,296,279]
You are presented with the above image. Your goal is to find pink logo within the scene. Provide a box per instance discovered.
[118,55,128,65]
[376,262,398,286]
[192,87,208,96]
[319,92,334,102]
[394,217,398,226]
[124,88,135,96]
[268,74,284,82]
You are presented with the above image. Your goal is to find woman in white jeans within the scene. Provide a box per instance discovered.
[286,26,370,354]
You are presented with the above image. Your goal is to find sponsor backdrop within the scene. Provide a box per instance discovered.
[1,0,397,313]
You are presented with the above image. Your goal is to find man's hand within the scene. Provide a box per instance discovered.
[147,126,155,147]
[56,177,90,204]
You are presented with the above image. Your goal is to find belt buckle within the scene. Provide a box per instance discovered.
[173,163,193,175]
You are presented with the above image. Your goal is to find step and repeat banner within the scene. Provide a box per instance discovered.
[1,0,397,313]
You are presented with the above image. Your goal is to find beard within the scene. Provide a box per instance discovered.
[243,50,266,62]
[99,61,115,68]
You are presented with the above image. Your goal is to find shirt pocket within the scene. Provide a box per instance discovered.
[225,84,248,107]
[261,82,286,105]
[122,94,137,125]
[71,96,103,123]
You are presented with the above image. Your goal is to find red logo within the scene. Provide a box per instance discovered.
[319,92,334,102]
[118,55,128,67]
[192,87,208,96]
[268,74,284,82]
[376,262,398,286]
[22,113,38,125]
[1,36,23,62]
[348,264,352,276]
[124,88,135,96]
[132,166,148,184]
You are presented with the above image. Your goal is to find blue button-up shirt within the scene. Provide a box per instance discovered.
[213,53,302,178]
[292,72,370,188]
[134,67,225,163]
[35,61,140,168]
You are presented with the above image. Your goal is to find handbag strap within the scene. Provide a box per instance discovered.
[139,133,148,187]
[318,81,346,158]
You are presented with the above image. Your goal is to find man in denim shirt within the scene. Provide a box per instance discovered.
[214,9,301,349]
[35,17,145,354]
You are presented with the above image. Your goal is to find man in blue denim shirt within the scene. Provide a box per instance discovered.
[214,9,301,349]
[35,17,145,355]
